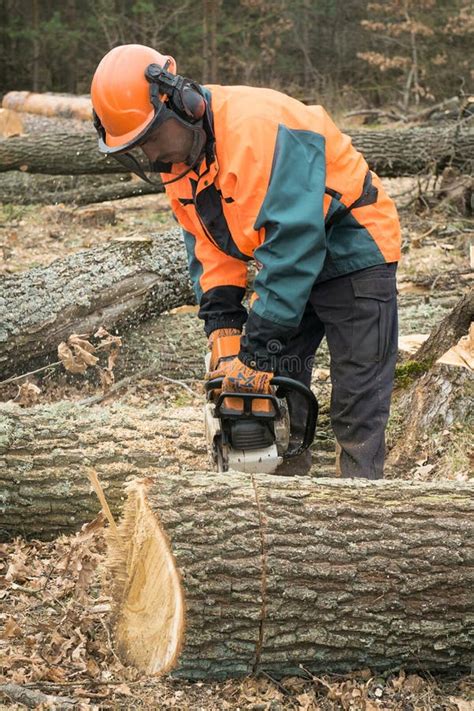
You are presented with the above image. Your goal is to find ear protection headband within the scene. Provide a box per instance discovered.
[145,62,206,124]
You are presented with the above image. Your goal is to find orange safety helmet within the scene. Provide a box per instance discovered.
[91,44,177,152]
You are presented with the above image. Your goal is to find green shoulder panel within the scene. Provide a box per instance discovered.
[252,125,327,328]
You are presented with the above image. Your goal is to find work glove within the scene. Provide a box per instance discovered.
[207,327,241,349]
[209,356,273,395]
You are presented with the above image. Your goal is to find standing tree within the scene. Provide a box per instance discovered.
[357,0,473,111]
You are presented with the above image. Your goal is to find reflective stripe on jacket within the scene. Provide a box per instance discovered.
[163,85,401,360]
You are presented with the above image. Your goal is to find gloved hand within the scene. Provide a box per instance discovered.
[207,327,241,349]
[209,356,273,394]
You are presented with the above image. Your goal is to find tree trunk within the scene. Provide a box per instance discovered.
[0,228,194,379]
[0,171,162,205]
[413,287,474,364]
[105,474,474,679]
[2,91,92,121]
[388,292,473,473]
[1,126,472,177]
[0,401,206,541]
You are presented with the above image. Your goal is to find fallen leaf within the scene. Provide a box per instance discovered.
[99,367,114,392]
[58,342,88,374]
[115,683,132,696]
[15,381,41,407]
[5,617,22,638]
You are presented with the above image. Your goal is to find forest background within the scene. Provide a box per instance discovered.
[0,0,473,115]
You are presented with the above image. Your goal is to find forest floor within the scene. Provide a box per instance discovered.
[1,167,473,709]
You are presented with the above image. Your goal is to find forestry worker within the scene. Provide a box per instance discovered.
[91,44,401,479]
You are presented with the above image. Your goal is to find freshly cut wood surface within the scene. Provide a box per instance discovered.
[106,474,474,680]
[2,91,92,121]
[0,108,24,138]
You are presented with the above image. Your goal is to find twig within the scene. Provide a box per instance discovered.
[157,374,197,396]
[420,224,438,239]
[0,683,77,709]
[99,616,123,667]
[77,367,156,406]
[86,469,121,547]
[0,361,61,387]
[9,582,43,599]
[259,670,291,696]
[344,108,406,122]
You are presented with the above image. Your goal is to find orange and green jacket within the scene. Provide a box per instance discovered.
[163,85,401,368]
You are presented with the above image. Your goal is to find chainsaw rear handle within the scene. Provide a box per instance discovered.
[205,376,318,459]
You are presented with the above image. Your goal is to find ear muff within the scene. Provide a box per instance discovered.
[180,84,206,121]
[145,63,206,123]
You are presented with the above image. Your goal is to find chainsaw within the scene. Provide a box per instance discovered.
[204,334,318,474]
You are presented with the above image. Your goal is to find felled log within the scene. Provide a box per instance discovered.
[0,228,193,379]
[2,91,92,121]
[105,474,474,679]
[0,171,162,205]
[0,401,206,541]
[1,125,473,177]
[0,131,131,175]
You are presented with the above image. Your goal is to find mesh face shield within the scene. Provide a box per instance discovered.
[94,99,206,186]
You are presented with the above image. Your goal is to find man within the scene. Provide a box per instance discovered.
[91,44,401,478]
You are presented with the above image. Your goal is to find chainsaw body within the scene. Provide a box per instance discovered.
[204,335,318,474]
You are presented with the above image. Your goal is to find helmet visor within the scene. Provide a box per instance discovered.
[96,100,177,155]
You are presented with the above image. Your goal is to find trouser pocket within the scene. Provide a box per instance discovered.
[351,275,397,363]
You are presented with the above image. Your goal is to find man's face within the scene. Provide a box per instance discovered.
[140,117,195,165]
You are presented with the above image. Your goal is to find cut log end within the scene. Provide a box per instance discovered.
[106,479,185,675]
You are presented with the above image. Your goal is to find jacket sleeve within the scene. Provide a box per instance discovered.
[179,222,248,337]
[233,122,328,370]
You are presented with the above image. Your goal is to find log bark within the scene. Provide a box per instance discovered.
[0,131,133,175]
[1,125,473,177]
[116,309,207,381]
[0,400,206,541]
[2,91,92,121]
[105,474,474,679]
[0,228,194,379]
[0,171,162,205]
[413,287,474,364]
[387,364,472,472]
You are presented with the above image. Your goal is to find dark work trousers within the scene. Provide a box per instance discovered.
[276,263,398,479]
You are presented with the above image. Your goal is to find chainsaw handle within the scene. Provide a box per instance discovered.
[270,377,318,458]
[205,376,318,458]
